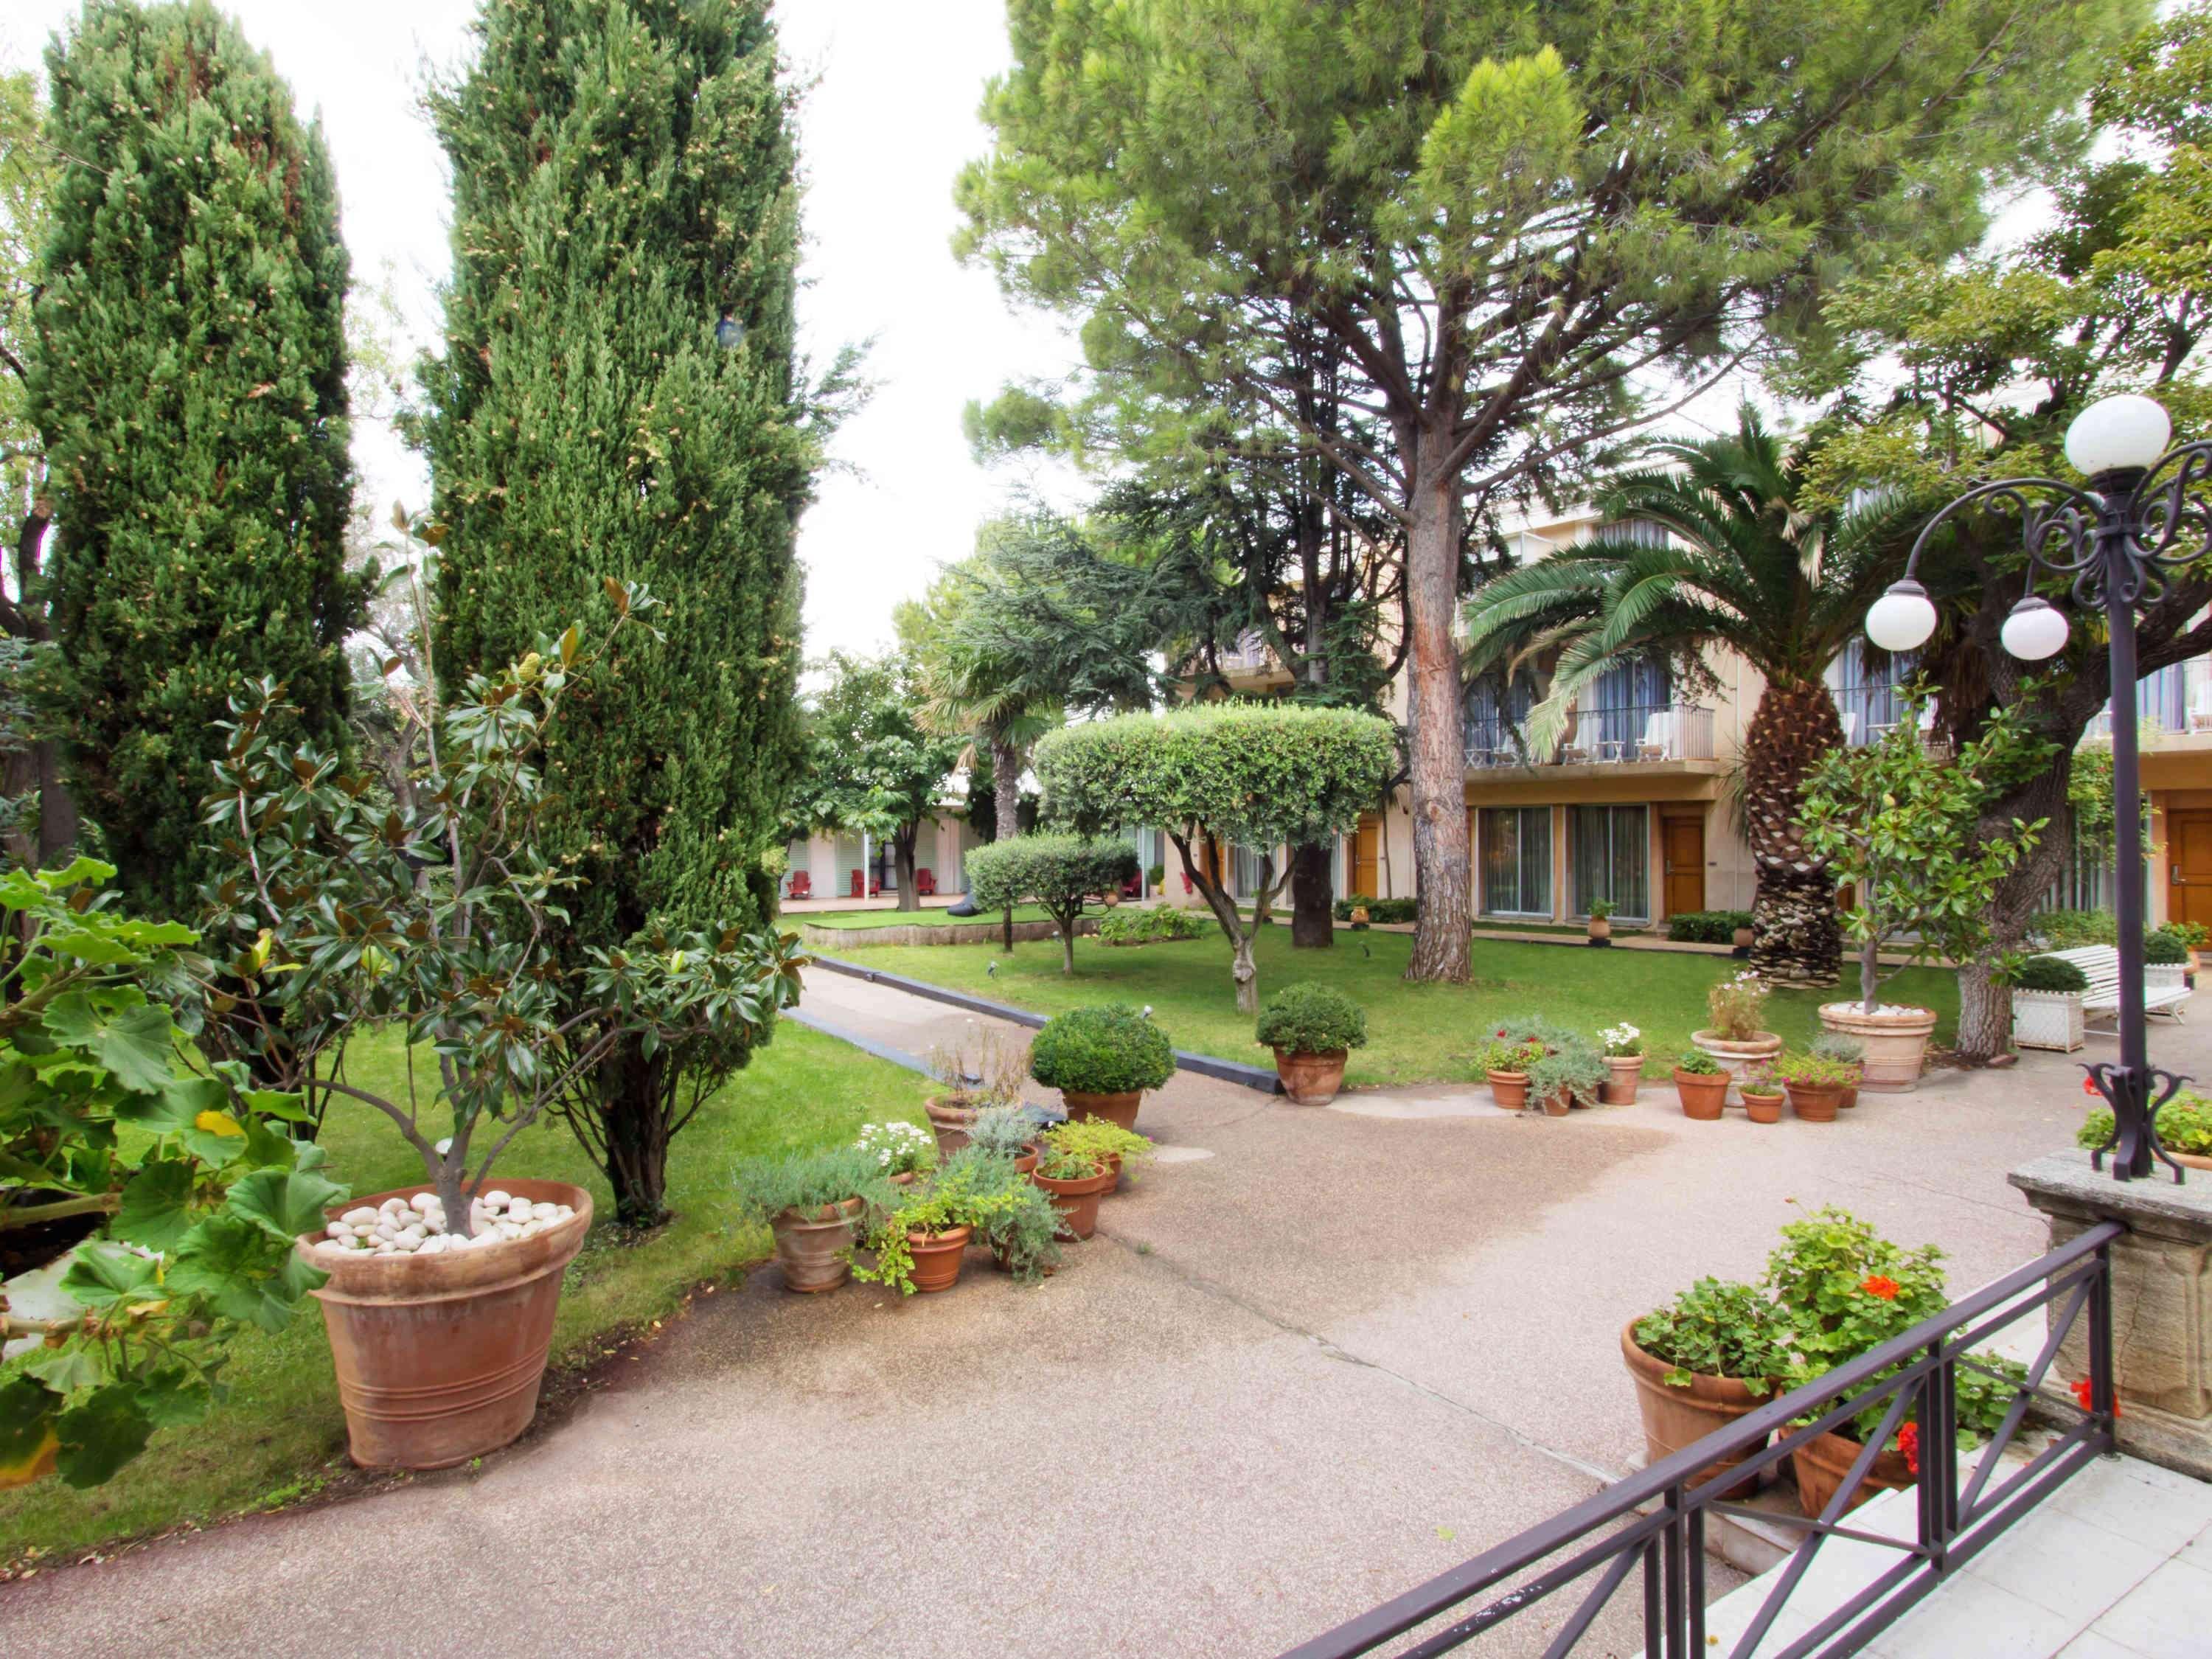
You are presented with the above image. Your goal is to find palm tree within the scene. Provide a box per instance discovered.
[1461,408,1916,985]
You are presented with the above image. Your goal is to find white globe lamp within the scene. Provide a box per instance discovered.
[1865,579,1938,653]
[1999,596,2070,662]
[2065,394,2171,478]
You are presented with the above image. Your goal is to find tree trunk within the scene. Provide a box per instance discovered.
[597,1040,672,1229]
[1230,928,1257,1013]
[1743,681,1846,986]
[1290,840,1334,948]
[1403,466,1470,982]
[1059,919,1076,975]
[1174,830,1262,1010]
[992,731,1019,950]
[894,827,919,911]
[1953,751,2075,1062]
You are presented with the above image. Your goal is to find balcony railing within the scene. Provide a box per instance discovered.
[1465,703,1716,768]
[1217,630,1278,675]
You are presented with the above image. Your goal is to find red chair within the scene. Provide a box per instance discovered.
[787,870,812,900]
[849,869,864,897]
[916,868,936,896]
[1121,872,1141,897]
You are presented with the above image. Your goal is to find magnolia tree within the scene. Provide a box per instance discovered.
[1798,699,2049,1016]
[964,833,1138,974]
[1034,706,1394,1010]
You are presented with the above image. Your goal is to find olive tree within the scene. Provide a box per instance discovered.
[1034,706,1394,1011]
[963,833,1138,974]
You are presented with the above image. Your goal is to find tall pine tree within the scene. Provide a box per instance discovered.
[421,0,810,1225]
[30,0,358,916]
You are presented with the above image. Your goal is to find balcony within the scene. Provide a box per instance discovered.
[1464,702,1716,770]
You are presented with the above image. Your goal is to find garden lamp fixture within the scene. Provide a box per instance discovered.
[1868,392,2212,1181]
[714,308,747,350]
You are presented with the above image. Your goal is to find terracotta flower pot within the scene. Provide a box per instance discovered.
[1601,1055,1643,1105]
[1061,1089,1142,1133]
[1839,1071,1861,1110]
[1487,1068,1530,1111]
[888,1169,919,1188]
[1012,1144,1040,1176]
[1588,917,1613,943]
[1784,1081,1844,1123]
[1791,1428,1913,1518]
[1274,1047,1349,1105]
[905,1225,973,1293]
[1031,1162,1116,1239]
[2173,1150,2212,1172]
[1674,1070,1728,1121]
[1542,1088,1573,1117]
[299,1179,591,1471]
[1816,1004,1938,1093]
[925,1094,977,1156]
[1620,1324,1774,1497]
[1742,1090,1784,1125]
[1690,1029,1784,1102]
[1732,925,1755,953]
[771,1197,863,1293]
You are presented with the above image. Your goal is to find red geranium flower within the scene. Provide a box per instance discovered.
[1896,1422,1920,1476]
[2070,1377,2119,1417]
[1860,1275,1901,1301]
[2084,1077,2100,1097]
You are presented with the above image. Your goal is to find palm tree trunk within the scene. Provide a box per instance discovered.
[1742,679,1845,986]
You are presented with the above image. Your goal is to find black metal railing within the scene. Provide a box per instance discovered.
[1281,1220,2121,1659]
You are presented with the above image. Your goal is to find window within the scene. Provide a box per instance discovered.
[1829,639,1920,745]
[1569,805,1649,919]
[1481,807,1553,917]
[1580,655,1671,757]
[1465,671,1537,764]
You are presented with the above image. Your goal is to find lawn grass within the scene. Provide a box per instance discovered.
[0,1020,929,1563]
[796,903,1057,931]
[845,925,1960,1091]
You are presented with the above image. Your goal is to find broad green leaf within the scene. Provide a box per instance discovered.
[135,1366,213,1430]
[167,1216,301,1332]
[60,1242,164,1312]
[226,1166,347,1242]
[112,1158,197,1252]
[0,1377,61,1489]
[114,1074,225,1135]
[23,1343,109,1395]
[42,993,177,1093]
[242,1087,310,1124]
[55,1383,155,1488]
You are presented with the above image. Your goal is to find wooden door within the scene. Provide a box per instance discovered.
[1352,814,1382,897]
[2170,811,2212,930]
[1662,815,1705,917]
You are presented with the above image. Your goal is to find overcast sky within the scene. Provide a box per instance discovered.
[4,0,1083,662]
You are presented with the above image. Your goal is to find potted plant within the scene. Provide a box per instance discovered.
[849,1147,1034,1295]
[1732,918,1755,957]
[2161,919,2208,979]
[974,1160,1067,1281]
[1029,1004,1176,1131]
[856,1119,937,1186]
[1623,1279,1792,1495]
[1028,1121,1145,1240]
[1586,896,1615,945]
[2011,954,2089,1053]
[1526,1042,1606,1116]
[1809,1032,1866,1109]
[1047,1115,1155,1192]
[1739,1066,1785,1125]
[1598,1023,1644,1102]
[1672,1049,1729,1120]
[1256,982,1369,1104]
[217,583,802,1470]
[734,1147,887,1294]
[966,1104,1046,1173]
[1691,970,1782,1095]
[1769,1051,1854,1123]
[1800,698,2047,1092]
[921,1023,1030,1154]
[1477,1035,1544,1110]
[2145,928,2189,993]
[2079,1091,2212,1172]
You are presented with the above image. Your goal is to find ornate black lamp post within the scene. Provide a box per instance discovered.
[1868,394,2212,1183]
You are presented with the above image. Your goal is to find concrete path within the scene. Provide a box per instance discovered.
[3,973,2200,1658]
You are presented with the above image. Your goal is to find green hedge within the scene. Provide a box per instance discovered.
[1666,910,1753,944]
[1098,905,1208,945]
[1335,894,1417,924]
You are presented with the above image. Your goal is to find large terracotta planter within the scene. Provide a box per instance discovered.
[1032,1162,1116,1239]
[771,1197,863,1293]
[1792,1429,1913,1518]
[1274,1047,1349,1105]
[1487,1068,1530,1111]
[1817,1004,1937,1092]
[1588,917,1613,943]
[1674,1070,1728,1121]
[2173,1150,2212,1172]
[1690,1029,1783,1102]
[300,1179,591,1472]
[1061,1089,1142,1133]
[1621,1323,1774,1496]
[905,1225,973,1293]
[1601,1057,1643,1105]
[924,1095,977,1156]
[1742,1090,1784,1126]
[1784,1082,1845,1124]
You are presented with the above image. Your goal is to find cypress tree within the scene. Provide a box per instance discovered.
[421,0,809,1225]
[30,0,358,916]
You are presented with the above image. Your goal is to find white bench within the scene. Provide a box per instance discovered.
[2043,946,2191,1032]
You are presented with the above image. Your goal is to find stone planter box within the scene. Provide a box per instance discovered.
[2148,963,2188,995]
[2012,989,2085,1054]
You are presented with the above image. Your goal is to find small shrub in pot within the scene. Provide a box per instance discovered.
[2014,954,2090,993]
[966,1104,1048,1167]
[1256,982,1368,1104]
[1808,1032,1867,1108]
[1525,1043,1606,1116]
[2080,1092,2212,1168]
[1476,1034,1546,1110]
[1623,1277,1792,1492]
[1030,1119,1152,1239]
[1029,1004,1175,1130]
[1768,1051,1857,1123]
[734,1146,888,1293]
[2144,930,2188,966]
[1598,1023,1644,1103]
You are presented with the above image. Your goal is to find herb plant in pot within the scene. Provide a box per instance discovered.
[1029,1139,1118,1241]
[216,582,804,1470]
[966,1104,1047,1174]
[1029,1004,1175,1132]
[1691,971,1781,1098]
[734,1147,887,1294]
[1809,1033,1865,1109]
[1770,1051,1856,1123]
[1598,1023,1644,1103]
[1527,1042,1606,1116]
[856,1119,936,1186]
[1256,981,1368,1104]
[1623,1279,1792,1495]
[1672,1049,1729,1121]
[850,1147,1029,1295]
[2080,1092,2212,1172]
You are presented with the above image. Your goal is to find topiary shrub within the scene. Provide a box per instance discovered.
[2012,954,2090,993]
[1029,1005,1176,1096]
[1666,910,1754,945]
[964,833,1140,973]
[1097,905,1208,946]
[2144,930,2189,966]
[1255,982,1369,1057]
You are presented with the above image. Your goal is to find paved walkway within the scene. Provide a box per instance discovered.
[3,973,2204,1658]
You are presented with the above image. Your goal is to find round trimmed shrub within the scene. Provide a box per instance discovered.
[2144,930,2189,966]
[2013,954,2090,993]
[1029,1004,1176,1096]
[1255,982,1369,1056]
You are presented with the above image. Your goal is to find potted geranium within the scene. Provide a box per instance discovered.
[1622,1279,1792,1495]
[1586,897,1615,945]
[2011,954,2089,1053]
[1739,1066,1785,1125]
[1769,1051,1854,1123]
[219,575,801,1470]
[1672,1049,1728,1120]
[1256,981,1368,1104]
[1526,1041,1606,1116]
[1691,971,1782,1096]
[734,1147,887,1294]
[1478,1034,1544,1110]
[2079,1092,2212,1172]
[1029,1004,1175,1131]
[1598,1023,1644,1102]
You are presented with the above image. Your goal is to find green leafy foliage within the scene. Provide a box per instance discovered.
[1764,1208,1949,1374]
[1705,973,1772,1042]
[2144,931,2189,966]
[29,1,361,918]
[1097,905,1208,946]
[2033,910,2119,950]
[849,1147,1048,1293]
[2081,1093,2212,1155]
[1043,1116,1152,1180]
[964,1105,1043,1160]
[1767,1051,1859,1088]
[1028,1005,1175,1097]
[1667,911,1754,945]
[1254,982,1368,1056]
[1475,1036,1546,1075]
[1525,1043,1606,1105]
[731,1146,885,1222]
[1674,1049,1723,1076]
[964,834,1140,973]
[2160,921,2210,950]
[1336,895,1417,924]
[1633,1279,1794,1391]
